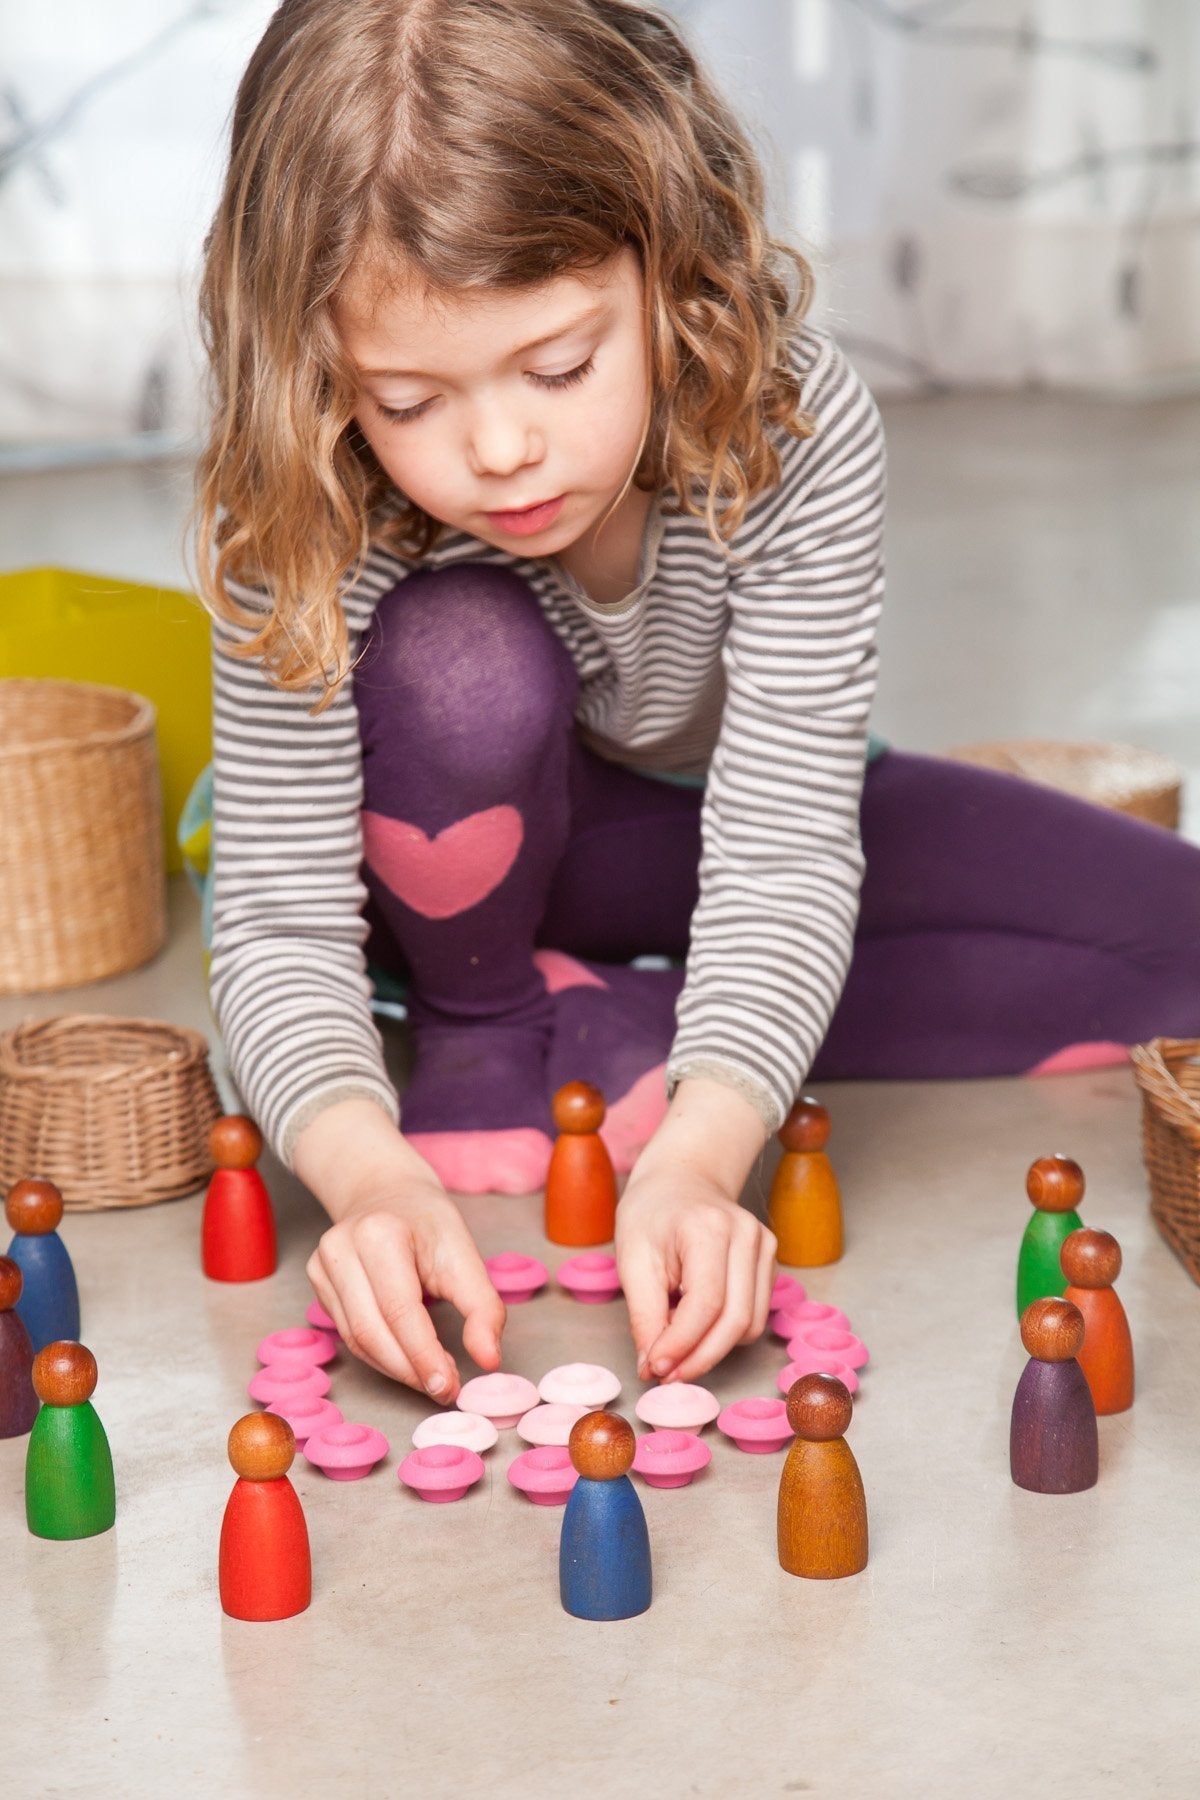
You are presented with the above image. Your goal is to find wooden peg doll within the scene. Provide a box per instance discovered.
[0,1255,39,1438]
[25,1341,116,1540]
[4,1177,80,1352]
[219,1412,311,1621]
[767,1096,843,1267]
[777,1373,868,1579]
[1016,1154,1084,1319]
[544,1082,618,1248]
[202,1116,277,1283]
[1010,1297,1098,1494]
[559,1410,651,1620]
[1061,1228,1133,1415]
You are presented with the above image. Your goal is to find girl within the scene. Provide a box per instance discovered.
[196,0,1200,1403]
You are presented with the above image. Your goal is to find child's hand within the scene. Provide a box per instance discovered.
[616,1169,775,1382]
[614,1076,776,1384]
[293,1099,505,1403]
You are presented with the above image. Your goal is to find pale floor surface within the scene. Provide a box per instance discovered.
[3,397,1200,1797]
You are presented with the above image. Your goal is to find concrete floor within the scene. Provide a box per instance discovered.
[3,395,1200,1798]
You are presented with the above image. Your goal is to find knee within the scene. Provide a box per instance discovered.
[357,564,577,766]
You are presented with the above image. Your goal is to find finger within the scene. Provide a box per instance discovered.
[360,1240,461,1402]
[307,1242,421,1388]
[618,1243,671,1380]
[438,1235,507,1371]
[642,1230,728,1380]
[672,1222,761,1381]
[741,1230,775,1344]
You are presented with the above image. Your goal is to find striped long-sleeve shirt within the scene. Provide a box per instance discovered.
[210,327,885,1164]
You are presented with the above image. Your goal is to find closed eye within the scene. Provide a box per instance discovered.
[528,353,595,391]
[372,354,596,426]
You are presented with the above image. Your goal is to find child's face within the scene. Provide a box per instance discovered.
[337,246,651,556]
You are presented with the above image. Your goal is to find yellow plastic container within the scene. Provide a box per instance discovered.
[0,567,211,873]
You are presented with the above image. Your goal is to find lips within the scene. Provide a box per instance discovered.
[483,494,566,537]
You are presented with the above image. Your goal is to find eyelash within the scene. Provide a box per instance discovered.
[375,354,596,425]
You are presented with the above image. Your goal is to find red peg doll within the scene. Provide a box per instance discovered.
[545,1083,618,1248]
[219,1412,311,1621]
[201,1116,277,1282]
[1061,1228,1134,1415]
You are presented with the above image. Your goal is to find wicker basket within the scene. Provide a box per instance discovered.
[1129,1037,1200,1283]
[0,1014,222,1211]
[0,678,166,993]
[946,738,1183,831]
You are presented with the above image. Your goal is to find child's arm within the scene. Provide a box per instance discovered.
[293,1097,505,1402]
[616,1077,774,1381]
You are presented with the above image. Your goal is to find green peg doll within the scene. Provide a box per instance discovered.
[25,1341,116,1541]
[1016,1155,1084,1320]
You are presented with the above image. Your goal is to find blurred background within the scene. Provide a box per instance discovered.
[1,0,1197,818]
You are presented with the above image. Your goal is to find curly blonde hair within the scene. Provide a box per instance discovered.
[195,0,814,699]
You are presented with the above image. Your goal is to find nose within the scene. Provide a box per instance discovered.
[466,394,544,480]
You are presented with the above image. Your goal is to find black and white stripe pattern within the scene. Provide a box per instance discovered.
[209,328,885,1160]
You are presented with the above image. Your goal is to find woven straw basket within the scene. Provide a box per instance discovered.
[0,1015,221,1211]
[1129,1038,1200,1284]
[0,678,166,993]
[946,738,1182,830]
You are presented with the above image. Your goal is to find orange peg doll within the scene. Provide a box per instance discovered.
[768,1097,843,1267]
[201,1116,277,1283]
[777,1373,867,1579]
[544,1082,618,1248]
[1061,1228,1134,1415]
[219,1412,311,1621]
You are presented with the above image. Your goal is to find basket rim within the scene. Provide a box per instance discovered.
[0,1013,211,1084]
[0,676,156,761]
[946,736,1184,773]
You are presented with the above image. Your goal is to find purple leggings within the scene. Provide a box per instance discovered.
[355,562,1200,1083]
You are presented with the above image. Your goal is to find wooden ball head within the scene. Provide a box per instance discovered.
[5,1178,64,1235]
[32,1340,97,1406]
[779,1097,831,1154]
[568,1409,635,1480]
[211,1115,263,1171]
[786,1372,854,1440]
[552,1082,606,1134]
[228,1411,296,1481]
[1060,1228,1120,1289]
[0,1254,23,1310]
[1020,1296,1084,1362]
[1026,1155,1085,1213]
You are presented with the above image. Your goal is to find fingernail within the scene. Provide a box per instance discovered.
[652,1358,671,1377]
[426,1373,447,1397]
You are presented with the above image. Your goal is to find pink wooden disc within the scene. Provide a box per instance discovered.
[248,1362,332,1406]
[507,1445,579,1506]
[265,1395,344,1445]
[769,1299,850,1341]
[457,1372,540,1429]
[537,1362,621,1408]
[516,1403,589,1447]
[555,1253,622,1304]
[634,1382,721,1431]
[785,1323,869,1370]
[303,1421,389,1480]
[777,1357,859,1396]
[485,1252,549,1303]
[257,1326,337,1367]
[716,1396,792,1454]
[412,1411,499,1454]
[399,1443,485,1503]
[770,1274,808,1310]
[632,1429,711,1489]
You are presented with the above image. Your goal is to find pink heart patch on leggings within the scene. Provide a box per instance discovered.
[363,806,523,920]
